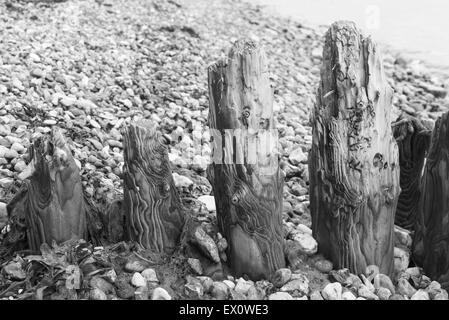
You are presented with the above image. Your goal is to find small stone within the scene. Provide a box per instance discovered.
[197,195,215,211]
[90,288,107,300]
[31,68,44,78]
[322,282,342,300]
[389,294,406,300]
[192,155,208,172]
[433,290,449,300]
[292,232,317,255]
[152,287,171,300]
[358,285,379,300]
[4,148,18,159]
[10,142,25,153]
[411,289,430,300]
[309,290,324,300]
[234,278,253,296]
[314,259,333,273]
[420,83,448,98]
[296,224,313,235]
[272,268,292,288]
[223,280,235,290]
[394,225,412,249]
[377,287,392,300]
[394,247,410,274]
[426,281,442,299]
[115,275,135,298]
[247,286,264,300]
[90,276,114,294]
[187,258,203,275]
[141,268,158,283]
[280,275,309,295]
[374,273,395,294]
[192,226,220,263]
[125,260,148,273]
[197,276,214,293]
[185,279,204,299]
[397,278,417,298]
[4,262,26,280]
[14,160,27,172]
[405,267,421,278]
[131,272,146,287]
[0,202,7,219]
[289,147,307,165]
[268,292,294,300]
[230,290,247,300]
[173,172,193,188]
[211,281,229,299]
[342,291,357,300]
[61,96,77,107]
[135,286,149,300]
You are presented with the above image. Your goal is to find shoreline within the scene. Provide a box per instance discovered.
[244,0,449,78]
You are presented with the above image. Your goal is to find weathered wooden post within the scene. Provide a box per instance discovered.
[19,128,86,251]
[309,21,400,277]
[413,111,449,287]
[392,115,432,230]
[208,39,285,280]
[123,121,185,254]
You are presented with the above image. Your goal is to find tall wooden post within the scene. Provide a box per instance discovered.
[392,116,431,230]
[413,111,449,287]
[309,21,400,277]
[123,122,185,254]
[22,128,86,251]
[208,39,285,280]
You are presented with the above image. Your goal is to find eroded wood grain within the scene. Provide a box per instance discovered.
[413,111,449,288]
[208,39,285,280]
[309,21,400,277]
[392,115,432,230]
[123,122,185,254]
[23,128,87,251]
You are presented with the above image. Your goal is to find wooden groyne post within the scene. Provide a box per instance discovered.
[208,39,285,280]
[123,121,185,254]
[309,21,400,277]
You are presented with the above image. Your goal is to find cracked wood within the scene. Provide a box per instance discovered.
[208,39,285,280]
[123,122,185,254]
[309,21,400,277]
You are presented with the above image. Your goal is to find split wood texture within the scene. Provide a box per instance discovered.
[123,122,185,254]
[392,115,432,230]
[22,128,87,251]
[413,111,449,288]
[309,21,400,277]
[208,39,285,280]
